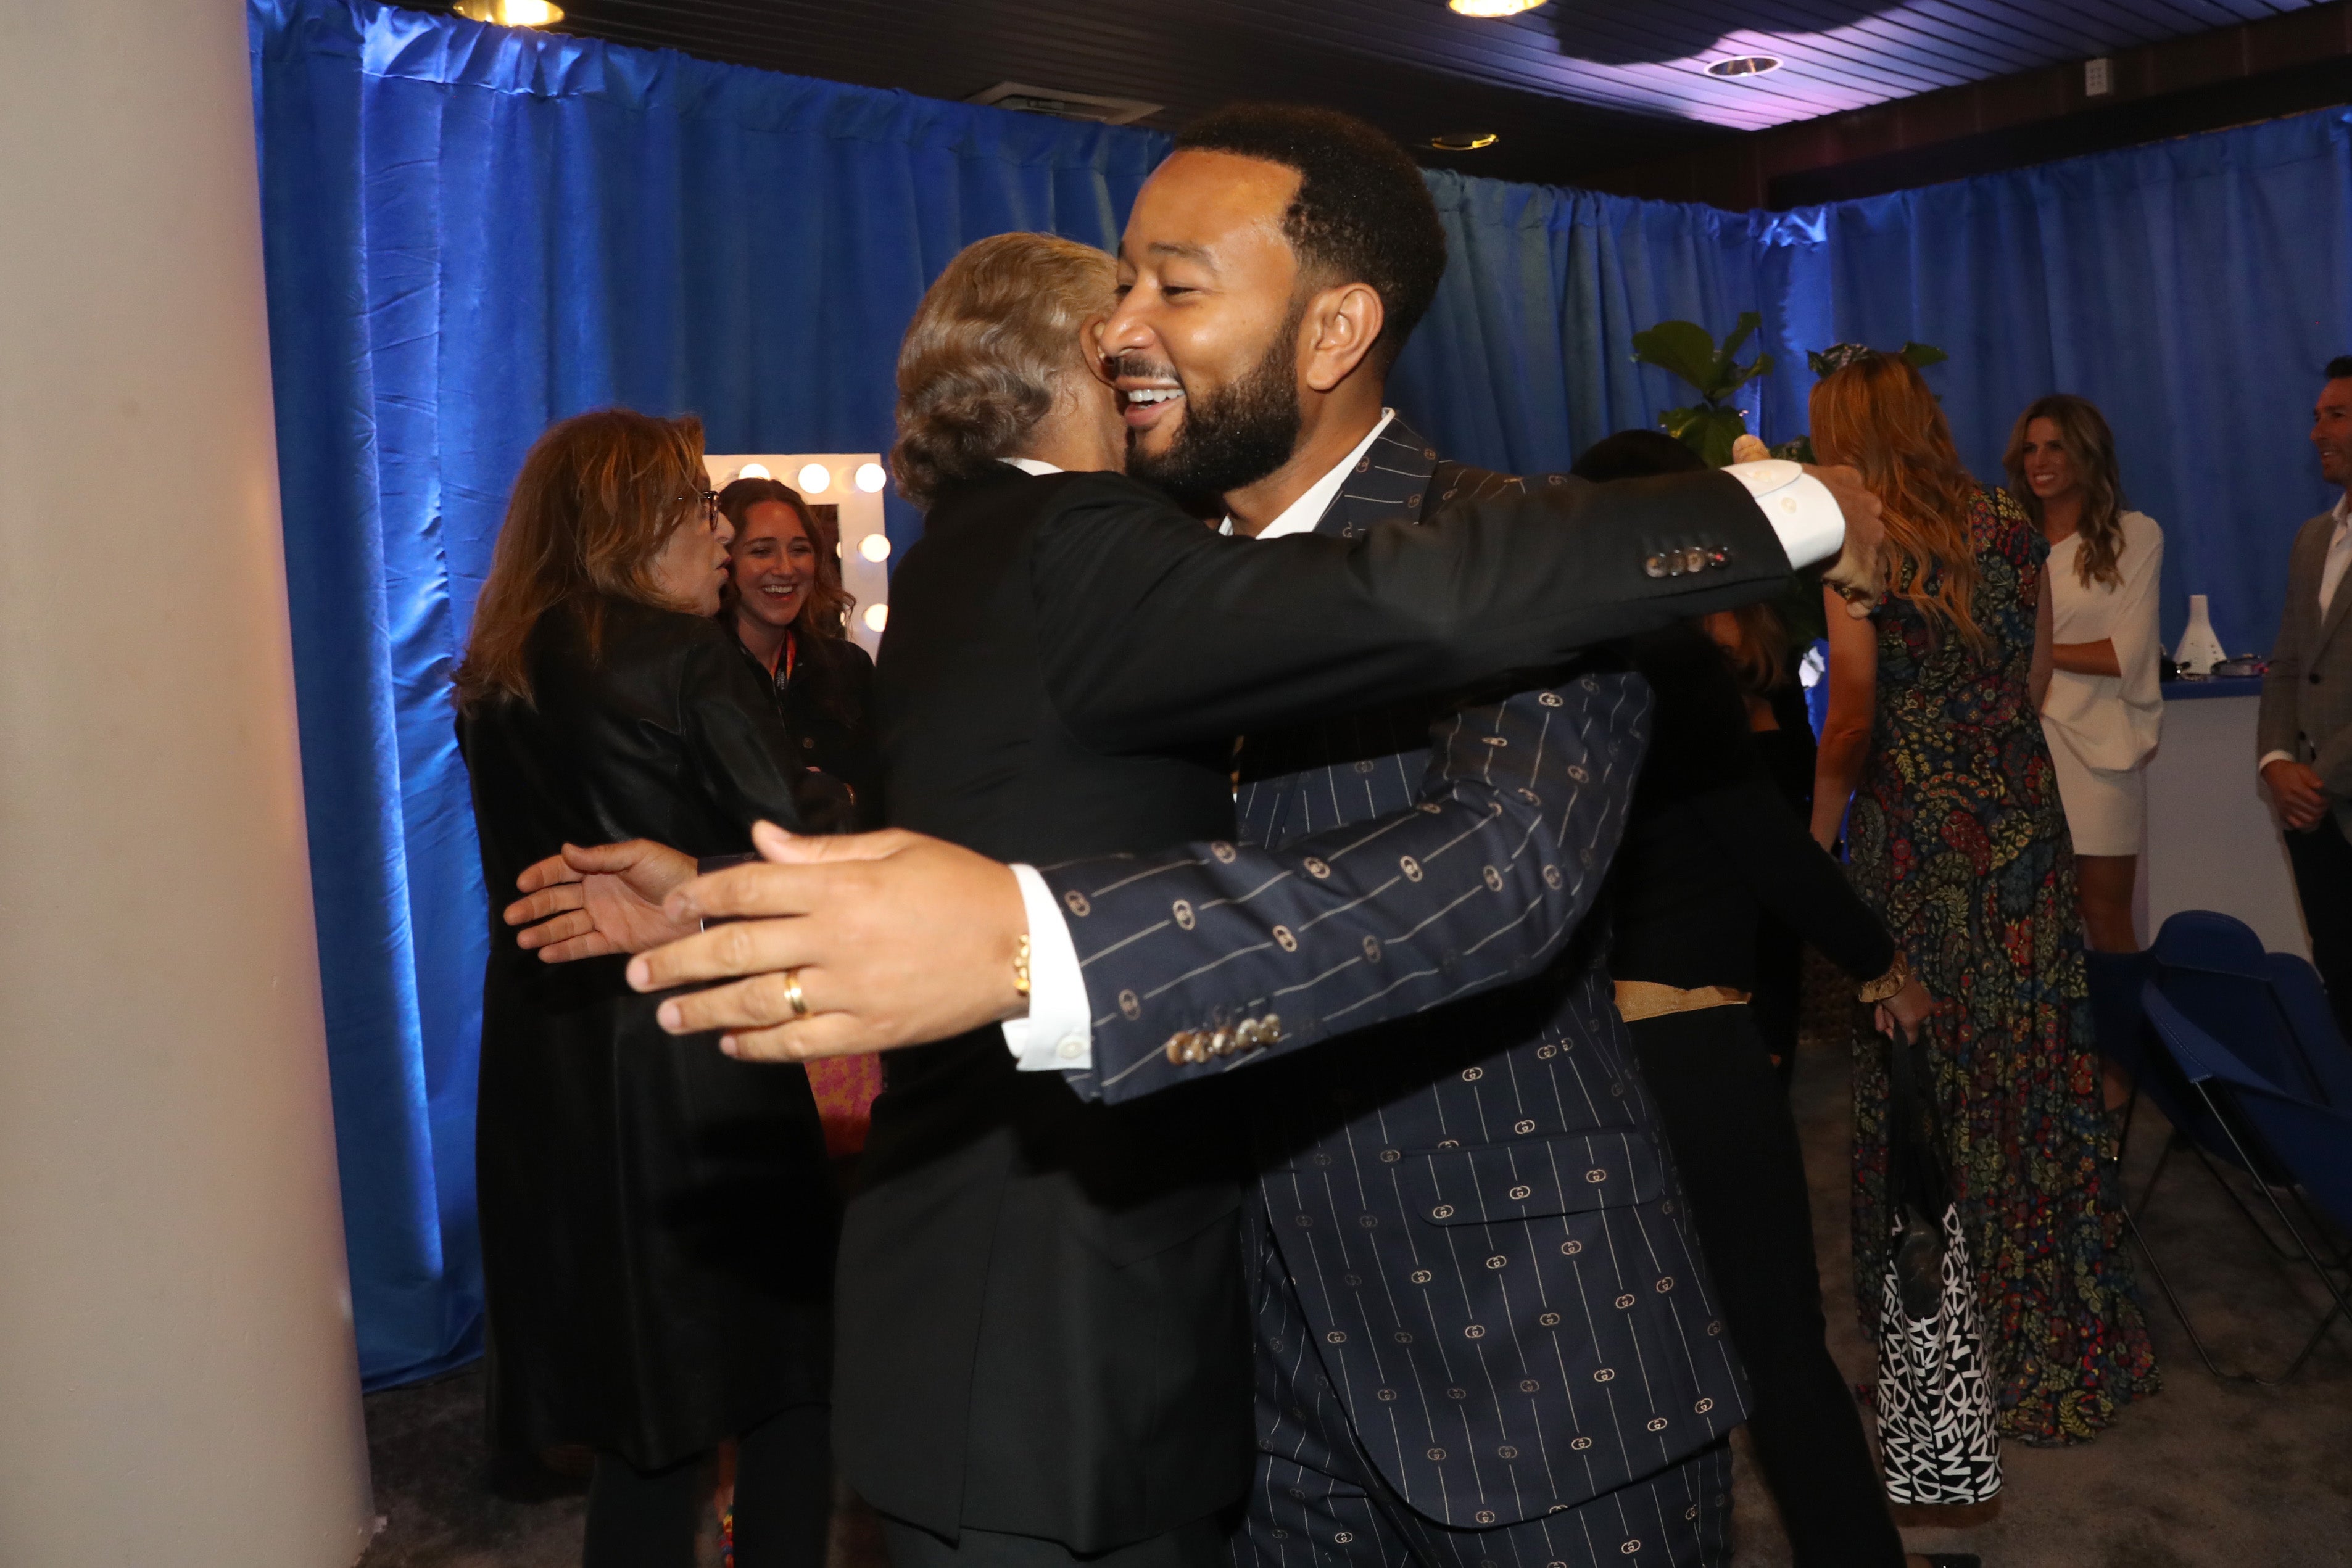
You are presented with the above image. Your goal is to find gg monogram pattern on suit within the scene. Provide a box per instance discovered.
[1040,419,1749,1566]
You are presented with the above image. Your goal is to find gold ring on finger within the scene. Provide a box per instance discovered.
[784,968,810,1019]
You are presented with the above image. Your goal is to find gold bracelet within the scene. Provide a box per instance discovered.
[1856,951,1910,1005]
[1012,934,1031,999]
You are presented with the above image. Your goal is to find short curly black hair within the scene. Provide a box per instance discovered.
[2327,353,2352,381]
[1173,104,1447,374]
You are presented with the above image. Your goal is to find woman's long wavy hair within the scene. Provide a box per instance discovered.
[891,233,1117,507]
[1809,354,1987,649]
[454,408,708,712]
[2003,394,2127,590]
[717,477,855,638]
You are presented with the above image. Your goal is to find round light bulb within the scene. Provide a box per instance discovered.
[858,532,892,563]
[735,462,771,481]
[855,462,888,493]
[797,463,832,495]
[863,603,889,633]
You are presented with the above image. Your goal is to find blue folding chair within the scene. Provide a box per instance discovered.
[2139,983,2352,1383]
[2263,951,2352,1110]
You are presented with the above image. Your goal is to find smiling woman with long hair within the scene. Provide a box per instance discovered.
[457,408,839,1568]
[1808,353,2158,1446]
[716,477,879,828]
[2003,395,2164,972]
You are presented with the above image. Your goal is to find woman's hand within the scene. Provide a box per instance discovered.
[1875,974,1935,1042]
[505,839,701,962]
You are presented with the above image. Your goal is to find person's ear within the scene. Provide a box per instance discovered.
[1299,282,1385,394]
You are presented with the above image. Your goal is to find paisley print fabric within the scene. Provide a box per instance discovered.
[1844,486,2159,1444]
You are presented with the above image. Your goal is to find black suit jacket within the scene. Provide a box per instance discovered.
[1035,426,1751,1527]
[840,455,1790,1551]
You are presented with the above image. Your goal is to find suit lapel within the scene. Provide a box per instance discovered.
[1313,415,1439,537]
[2311,512,2352,659]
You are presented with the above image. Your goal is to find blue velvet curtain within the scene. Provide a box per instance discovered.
[249,0,2352,1387]
[251,0,1166,1387]
[1779,109,2352,656]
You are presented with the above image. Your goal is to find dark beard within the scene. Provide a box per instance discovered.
[1127,308,1304,518]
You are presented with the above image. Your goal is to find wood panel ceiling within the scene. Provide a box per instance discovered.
[528,0,2328,185]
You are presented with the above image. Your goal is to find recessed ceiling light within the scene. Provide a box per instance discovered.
[1447,0,1545,15]
[1429,131,1501,151]
[1705,55,1783,78]
[453,0,564,26]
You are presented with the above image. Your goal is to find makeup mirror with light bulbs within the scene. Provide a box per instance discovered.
[705,453,892,655]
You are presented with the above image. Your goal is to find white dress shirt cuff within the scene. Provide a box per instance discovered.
[1000,864,1093,1071]
[1723,459,1843,570]
[2258,749,2298,775]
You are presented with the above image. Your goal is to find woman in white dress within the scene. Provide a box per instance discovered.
[2005,395,2164,973]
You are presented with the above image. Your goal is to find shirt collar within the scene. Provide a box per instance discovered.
[1002,456,1062,476]
[1219,410,1398,540]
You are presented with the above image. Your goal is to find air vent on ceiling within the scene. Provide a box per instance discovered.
[967,82,1164,126]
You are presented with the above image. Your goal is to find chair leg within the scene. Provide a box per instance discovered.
[2187,1086,2352,1385]
[2121,1200,2243,1381]
[2182,1139,2306,1261]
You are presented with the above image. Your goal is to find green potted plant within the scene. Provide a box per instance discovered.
[1629,311,1772,469]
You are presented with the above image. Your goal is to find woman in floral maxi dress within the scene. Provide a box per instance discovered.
[1809,352,2159,1444]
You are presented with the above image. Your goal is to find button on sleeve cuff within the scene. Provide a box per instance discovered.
[1725,460,1843,570]
[1000,863,1093,1071]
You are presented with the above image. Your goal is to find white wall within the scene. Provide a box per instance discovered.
[2143,691,2311,958]
[0,2,375,1564]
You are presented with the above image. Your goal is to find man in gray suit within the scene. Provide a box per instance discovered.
[2258,355,2352,1039]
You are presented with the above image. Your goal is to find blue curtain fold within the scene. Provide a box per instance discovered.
[1783,109,2352,658]
[250,0,2352,1387]
[251,0,1164,1388]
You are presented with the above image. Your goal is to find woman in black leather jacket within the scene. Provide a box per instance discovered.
[455,410,837,1568]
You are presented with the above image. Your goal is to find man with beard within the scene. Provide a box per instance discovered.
[534,115,1884,1568]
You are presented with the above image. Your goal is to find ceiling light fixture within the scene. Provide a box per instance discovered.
[452,0,565,27]
[1446,0,1545,16]
[1429,131,1501,151]
[1705,55,1783,78]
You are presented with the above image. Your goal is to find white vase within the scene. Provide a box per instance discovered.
[2175,593,2226,675]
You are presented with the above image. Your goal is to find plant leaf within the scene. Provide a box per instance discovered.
[1631,321,1723,397]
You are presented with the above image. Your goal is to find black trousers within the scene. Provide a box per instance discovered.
[2285,814,2352,1046]
[584,1402,832,1568]
[1626,1005,1905,1568]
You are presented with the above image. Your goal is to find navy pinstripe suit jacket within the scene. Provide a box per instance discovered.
[1039,419,1751,1529]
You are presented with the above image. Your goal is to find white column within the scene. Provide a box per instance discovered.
[0,2,375,1566]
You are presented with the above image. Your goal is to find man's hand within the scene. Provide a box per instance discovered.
[505,840,699,962]
[626,820,1029,1061]
[1807,463,1885,619]
[2263,757,2330,831]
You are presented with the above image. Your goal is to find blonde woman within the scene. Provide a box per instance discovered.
[1808,351,2157,1445]
[2005,395,2164,955]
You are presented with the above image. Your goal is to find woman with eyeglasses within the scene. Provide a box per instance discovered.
[457,409,839,1568]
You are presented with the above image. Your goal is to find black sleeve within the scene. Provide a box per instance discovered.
[1029,469,1797,754]
[677,633,812,838]
[1687,775,1896,983]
